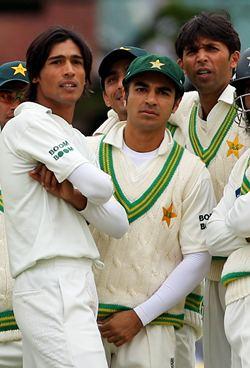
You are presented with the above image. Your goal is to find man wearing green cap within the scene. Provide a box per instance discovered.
[0,60,29,367]
[85,53,215,367]
[94,46,147,136]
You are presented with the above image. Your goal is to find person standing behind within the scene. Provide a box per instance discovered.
[94,46,147,136]
[86,53,215,368]
[169,12,250,368]
[206,48,250,368]
[0,61,29,368]
[0,26,129,368]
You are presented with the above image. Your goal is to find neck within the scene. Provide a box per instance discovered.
[117,109,127,121]
[198,85,228,120]
[124,125,165,152]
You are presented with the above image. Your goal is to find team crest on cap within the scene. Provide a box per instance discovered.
[150,59,165,70]
[11,63,27,77]
[120,47,131,51]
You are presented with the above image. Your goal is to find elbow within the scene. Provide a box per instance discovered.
[88,177,114,205]
[110,212,129,239]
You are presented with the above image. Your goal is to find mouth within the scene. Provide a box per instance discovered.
[140,109,158,117]
[59,81,78,89]
[196,69,211,76]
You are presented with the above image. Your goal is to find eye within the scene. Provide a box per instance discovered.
[135,86,147,93]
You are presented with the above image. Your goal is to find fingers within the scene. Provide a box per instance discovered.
[29,164,58,190]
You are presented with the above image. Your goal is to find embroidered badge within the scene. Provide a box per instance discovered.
[162,203,177,226]
[226,134,244,158]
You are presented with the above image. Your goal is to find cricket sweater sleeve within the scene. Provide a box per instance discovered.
[207,179,249,257]
[79,196,129,238]
[134,251,211,326]
[68,163,113,205]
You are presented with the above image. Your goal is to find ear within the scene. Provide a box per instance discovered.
[102,91,111,108]
[32,77,38,83]
[177,58,183,69]
[230,51,240,69]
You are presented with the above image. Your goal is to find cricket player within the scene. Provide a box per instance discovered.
[85,53,215,367]
[0,60,29,368]
[0,26,129,368]
[94,46,147,135]
[169,12,250,368]
[94,45,202,367]
[206,48,250,368]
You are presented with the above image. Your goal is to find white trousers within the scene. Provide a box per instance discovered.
[0,340,22,368]
[203,279,231,368]
[225,295,250,368]
[175,325,196,368]
[102,325,176,368]
[13,257,108,368]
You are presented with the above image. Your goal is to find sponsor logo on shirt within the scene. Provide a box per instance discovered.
[199,212,212,230]
[49,140,74,160]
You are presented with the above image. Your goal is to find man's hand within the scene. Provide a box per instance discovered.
[29,164,87,210]
[98,310,143,347]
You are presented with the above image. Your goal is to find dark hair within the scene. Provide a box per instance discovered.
[175,12,241,59]
[26,26,92,101]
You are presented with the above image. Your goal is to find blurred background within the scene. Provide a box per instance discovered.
[0,1,248,365]
[0,0,249,137]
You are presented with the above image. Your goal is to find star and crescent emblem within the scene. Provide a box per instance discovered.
[11,63,27,76]
[150,59,165,70]
[226,134,244,158]
[162,203,177,227]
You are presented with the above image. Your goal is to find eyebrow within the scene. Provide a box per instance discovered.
[47,55,83,61]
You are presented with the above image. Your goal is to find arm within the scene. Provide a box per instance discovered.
[67,163,113,205]
[207,180,249,257]
[29,165,129,238]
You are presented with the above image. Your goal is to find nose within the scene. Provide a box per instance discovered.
[145,90,157,105]
[196,48,208,63]
[63,60,75,77]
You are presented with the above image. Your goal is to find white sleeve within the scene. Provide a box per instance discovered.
[79,196,129,238]
[226,191,250,237]
[134,252,211,326]
[179,167,216,254]
[207,180,249,257]
[68,163,113,205]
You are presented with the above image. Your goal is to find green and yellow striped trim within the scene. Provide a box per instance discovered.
[240,159,250,195]
[0,310,19,332]
[98,303,184,329]
[184,292,203,314]
[166,121,177,138]
[189,104,236,167]
[0,190,4,213]
[99,139,184,223]
[221,272,250,286]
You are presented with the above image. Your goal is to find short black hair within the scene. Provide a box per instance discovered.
[175,12,241,59]
[26,26,92,101]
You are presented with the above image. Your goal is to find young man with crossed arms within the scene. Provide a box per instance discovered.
[0,26,128,368]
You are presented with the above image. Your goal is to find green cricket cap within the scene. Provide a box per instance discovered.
[0,61,29,89]
[123,53,185,95]
[98,46,148,87]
